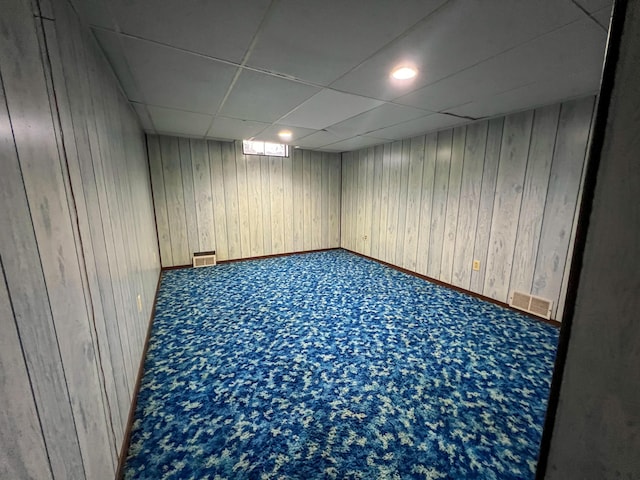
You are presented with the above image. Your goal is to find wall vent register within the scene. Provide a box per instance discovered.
[509,291,553,320]
[193,251,217,268]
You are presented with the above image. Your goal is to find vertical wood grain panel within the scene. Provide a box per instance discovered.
[363,148,375,256]
[533,97,594,316]
[260,156,273,254]
[348,151,358,252]
[91,15,142,436]
[161,136,189,266]
[302,151,312,250]
[179,138,199,257]
[246,153,264,257]
[292,149,304,251]
[416,133,437,276]
[0,263,52,480]
[378,144,392,262]
[209,140,228,260]
[470,118,503,295]
[235,142,251,258]
[350,152,359,252]
[484,111,534,301]
[328,154,341,247]
[46,14,128,439]
[355,150,366,253]
[191,139,215,251]
[222,142,241,260]
[0,82,83,479]
[116,103,151,350]
[385,141,402,265]
[340,155,350,249]
[148,136,172,266]
[370,146,383,258]
[402,135,425,271]
[509,104,560,295]
[452,121,488,289]
[344,152,356,251]
[105,80,144,363]
[89,7,157,385]
[320,154,330,248]
[310,151,322,250]
[395,140,411,266]
[270,156,285,254]
[428,130,452,278]
[282,154,294,252]
[440,126,466,283]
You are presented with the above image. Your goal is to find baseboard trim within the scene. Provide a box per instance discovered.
[160,248,341,271]
[342,248,560,327]
[115,270,163,479]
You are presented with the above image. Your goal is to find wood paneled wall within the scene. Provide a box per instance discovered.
[148,136,342,267]
[0,0,159,478]
[341,97,595,320]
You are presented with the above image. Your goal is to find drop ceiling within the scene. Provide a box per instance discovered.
[72,0,611,152]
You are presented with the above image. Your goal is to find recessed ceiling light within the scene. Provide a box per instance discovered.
[391,66,418,80]
[278,129,293,141]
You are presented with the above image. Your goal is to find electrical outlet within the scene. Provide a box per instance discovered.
[472,260,481,271]
[137,294,142,313]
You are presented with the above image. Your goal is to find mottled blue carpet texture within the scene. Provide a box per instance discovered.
[124,250,559,480]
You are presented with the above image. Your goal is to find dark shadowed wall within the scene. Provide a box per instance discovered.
[545,0,640,477]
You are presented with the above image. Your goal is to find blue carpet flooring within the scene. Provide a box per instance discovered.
[124,250,559,480]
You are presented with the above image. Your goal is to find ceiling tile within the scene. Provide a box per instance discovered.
[131,102,155,132]
[368,113,464,140]
[395,18,607,113]
[147,105,212,136]
[445,75,599,119]
[92,29,144,102]
[327,103,430,137]
[443,19,606,118]
[592,5,612,29]
[220,69,320,123]
[394,66,512,113]
[70,0,116,30]
[76,0,608,144]
[573,0,613,13]
[330,0,584,100]
[120,35,237,115]
[293,130,349,149]
[322,136,390,152]
[247,0,446,85]
[99,0,271,63]
[207,116,270,142]
[252,124,318,144]
[278,89,384,130]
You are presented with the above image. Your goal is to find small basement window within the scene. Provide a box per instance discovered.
[242,140,289,157]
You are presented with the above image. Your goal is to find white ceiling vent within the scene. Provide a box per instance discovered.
[193,251,216,268]
[508,291,553,320]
